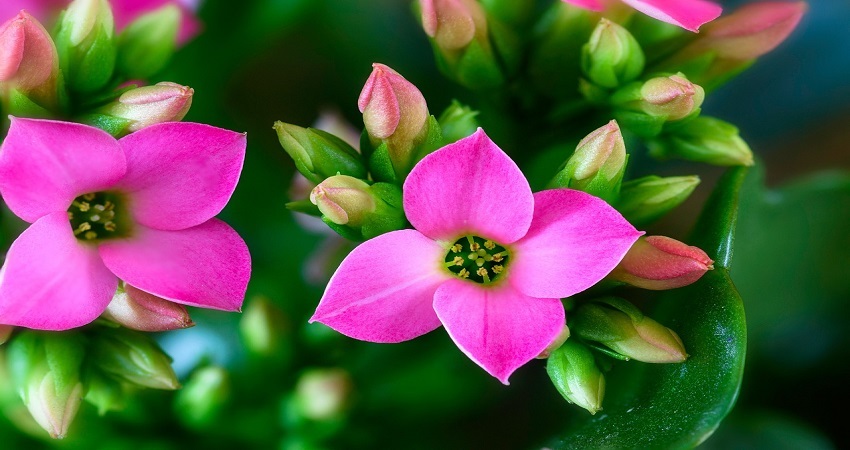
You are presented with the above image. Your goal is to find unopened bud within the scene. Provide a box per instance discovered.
[91,327,179,390]
[572,297,688,363]
[546,339,605,414]
[638,75,704,121]
[55,0,116,93]
[101,283,194,332]
[0,12,61,110]
[537,325,571,359]
[96,82,193,135]
[581,19,644,89]
[420,0,487,50]
[617,175,700,226]
[295,368,353,420]
[6,331,85,439]
[116,4,180,79]
[649,116,754,166]
[609,236,714,290]
[310,176,376,227]
[437,100,480,144]
[0,325,12,345]
[175,366,230,427]
[550,120,627,201]
[274,122,366,184]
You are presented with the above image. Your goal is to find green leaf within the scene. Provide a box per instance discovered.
[549,167,749,448]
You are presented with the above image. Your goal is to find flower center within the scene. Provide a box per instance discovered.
[444,236,510,284]
[67,191,130,241]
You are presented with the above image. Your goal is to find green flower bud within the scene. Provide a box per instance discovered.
[617,175,700,226]
[649,116,754,166]
[571,297,688,363]
[239,295,292,359]
[437,100,480,145]
[294,368,353,421]
[174,366,230,428]
[546,338,605,415]
[55,0,116,93]
[581,19,644,89]
[90,327,179,390]
[116,5,180,79]
[6,331,85,439]
[94,82,193,136]
[612,73,705,122]
[274,121,366,184]
[549,120,627,202]
[310,177,407,240]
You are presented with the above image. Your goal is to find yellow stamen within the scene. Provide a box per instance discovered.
[458,268,470,279]
[73,222,92,235]
[451,244,463,253]
[492,265,504,274]
[83,193,96,201]
[492,254,503,263]
[484,240,495,250]
[104,222,117,232]
[470,242,481,251]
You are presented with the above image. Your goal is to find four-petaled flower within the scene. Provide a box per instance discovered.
[0,117,250,330]
[562,0,722,32]
[310,129,642,383]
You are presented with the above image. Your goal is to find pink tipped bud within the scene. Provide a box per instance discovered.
[640,74,705,121]
[695,1,807,60]
[0,11,58,91]
[102,284,194,332]
[572,120,626,181]
[609,236,714,290]
[420,0,487,50]
[358,63,429,144]
[310,175,376,227]
[101,81,193,132]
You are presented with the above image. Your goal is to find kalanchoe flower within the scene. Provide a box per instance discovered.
[102,283,194,332]
[0,11,62,111]
[310,129,642,383]
[0,117,250,331]
[609,235,714,290]
[96,81,193,135]
[562,0,722,32]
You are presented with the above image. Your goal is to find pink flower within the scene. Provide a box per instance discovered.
[562,0,722,32]
[0,0,200,44]
[0,117,250,331]
[310,129,642,383]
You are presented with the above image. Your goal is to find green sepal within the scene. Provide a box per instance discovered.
[437,100,480,145]
[83,366,127,415]
[77,112,133,137]
[453,39,505,90]
[368,142,398,184]
[54,4,117,94]
[612,110,667,138]
[550,155,628,204]
[6,89,53,118]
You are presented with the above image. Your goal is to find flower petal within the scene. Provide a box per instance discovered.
[0,212,117,330]
[310,229,449,343]
[433,280,565,384]
[620,0,722,32]
[116,122,246,231]
[0,118,126,223]
[98,219,251,312]
[560,0,605,12]
[403,128,533,244]
[510,189,643,299]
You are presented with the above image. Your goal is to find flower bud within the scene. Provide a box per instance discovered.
[294,368,353,420]
[55,0,116,93]
[649,116,754,166]
[6,331,85,439]
[617,175,700,227]
[0,325,12,345]
[437,100,480,145]
[546,339,605,414]
[116,4,180,79]
[91,327,179,390]
[95,82,193,135]
[101,283,194,332]
[550,120,627,202]
[609,236,714,290]
[0,11,61,110]
[274,121,366,184]
[572,297,688,363]
[581,18,644,89]
[537,325,571,359]
[174,366,231,427]
[239,296,292,358]
[638,75,705,121]
[310,176,376,228]
[420,0,487,51]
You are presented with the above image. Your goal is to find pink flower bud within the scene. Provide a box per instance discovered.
[102,284,194,332]
[420,0,487,50]
[693,1,807,60]
[609,236,714,290]
[572,120,626,181]
[101,81,193,132]
[358,63,429,145]
[0,11,58,91]
[310,175,376,227]
[639,74,705,121]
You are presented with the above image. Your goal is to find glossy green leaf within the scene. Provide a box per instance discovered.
[549,167,749,449]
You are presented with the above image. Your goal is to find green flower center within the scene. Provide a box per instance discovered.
[67,191,130,241]
[444,235,510,284]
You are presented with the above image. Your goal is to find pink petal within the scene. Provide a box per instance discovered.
[510,189,643,299]
[116,122,246,231]
[403,128,534,244]
[98,219,250,312]
[620,0,722,32]
[0,212,117,330]
[310,229,449,343]
[433,280,565,384]
[560,0,605,11]
[0,118,126,223]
